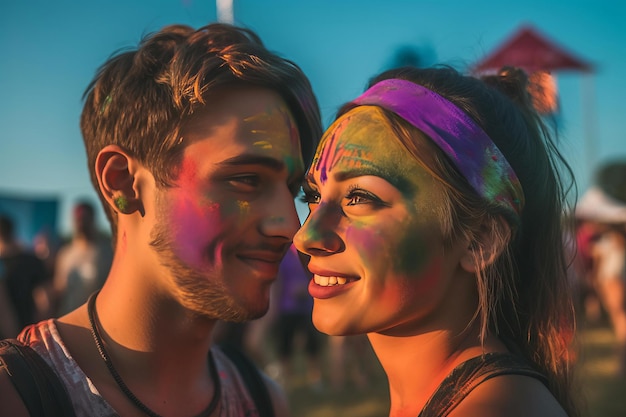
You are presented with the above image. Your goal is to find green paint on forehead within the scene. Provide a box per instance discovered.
[313,107,417,197]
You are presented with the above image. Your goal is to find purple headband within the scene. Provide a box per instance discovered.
[351,78,524,218]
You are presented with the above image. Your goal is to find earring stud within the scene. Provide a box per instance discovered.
[114,195,128,212]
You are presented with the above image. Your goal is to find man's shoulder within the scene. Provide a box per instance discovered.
[0,337,74,417]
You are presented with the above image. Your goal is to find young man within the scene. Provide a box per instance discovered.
[0,23,321,416]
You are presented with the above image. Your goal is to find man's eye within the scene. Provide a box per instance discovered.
[229,175,260,188]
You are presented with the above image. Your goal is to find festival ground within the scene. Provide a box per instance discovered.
[283,317,626,417]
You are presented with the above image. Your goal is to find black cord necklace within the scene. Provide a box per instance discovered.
[87,291,220,417]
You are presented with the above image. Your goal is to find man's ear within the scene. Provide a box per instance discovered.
[95,145,143,215]
[459,216,511,273]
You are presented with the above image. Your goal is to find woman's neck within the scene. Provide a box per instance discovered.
[368,322,507,417]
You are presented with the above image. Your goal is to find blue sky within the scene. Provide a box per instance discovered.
[1,0,625,234]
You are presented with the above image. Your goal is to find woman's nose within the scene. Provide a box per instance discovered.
[293,203,344,256]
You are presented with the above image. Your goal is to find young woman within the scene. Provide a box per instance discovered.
[294,66,580,417]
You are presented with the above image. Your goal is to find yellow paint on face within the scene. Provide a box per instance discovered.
[244,103,303,177]
[253,140,273,149]
[237,200,250,214]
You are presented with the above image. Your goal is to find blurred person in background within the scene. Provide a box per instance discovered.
[271,244,323,390]
[0,279,20,339]
[53,201,113,316]
[575,161,626,378]
[0,214,51,332]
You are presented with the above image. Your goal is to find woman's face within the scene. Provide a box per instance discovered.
[294,106,471,337]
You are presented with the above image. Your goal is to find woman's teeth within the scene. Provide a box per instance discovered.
[314,275,348,286]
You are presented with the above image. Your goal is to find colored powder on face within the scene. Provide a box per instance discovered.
[171,198,220,268]
[393,224,431,275]
[346,217,442,300]
[314,117,349,184]
[246,105,303,177]
[345,221,383,272]
[237,200,250,215]
[253,140,273,149]
[313,108,416,196]
[299,211,330,244]
[177,156,199,189]
[283,156,296,177]
[245,104,299,147]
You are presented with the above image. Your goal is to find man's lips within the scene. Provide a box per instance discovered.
[237,251,285,277]
[238,250,285,263]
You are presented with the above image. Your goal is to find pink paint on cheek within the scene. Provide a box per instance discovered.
[177,156,198,188]
[345,223,386,272]
[172,198,221,268]
[170,154,227,267]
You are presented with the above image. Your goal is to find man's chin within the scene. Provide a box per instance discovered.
[243,303,270,321]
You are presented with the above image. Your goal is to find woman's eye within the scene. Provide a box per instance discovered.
[346,192,371,205]
[348,194,368,206]
[300,189,321,205]
[345,189,388,207]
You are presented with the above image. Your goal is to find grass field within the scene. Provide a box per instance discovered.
[277,319,626,417]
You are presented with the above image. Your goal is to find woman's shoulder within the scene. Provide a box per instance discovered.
[449,373,568,417]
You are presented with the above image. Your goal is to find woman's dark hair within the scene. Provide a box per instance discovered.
[339,65,579,416]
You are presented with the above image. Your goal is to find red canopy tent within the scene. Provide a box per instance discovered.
[473,24,597,186]
[473,24,593,74]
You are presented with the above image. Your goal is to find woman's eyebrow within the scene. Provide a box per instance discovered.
[333,166,415,196]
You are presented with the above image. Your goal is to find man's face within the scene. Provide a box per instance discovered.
[151,87,304,321]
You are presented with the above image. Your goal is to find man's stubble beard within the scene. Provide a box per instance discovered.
[148,220,261,323]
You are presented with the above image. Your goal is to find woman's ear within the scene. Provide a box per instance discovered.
[460,216,511,273]
[95,145,143,215]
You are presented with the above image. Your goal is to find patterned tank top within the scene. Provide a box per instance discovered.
[18,319,261,417]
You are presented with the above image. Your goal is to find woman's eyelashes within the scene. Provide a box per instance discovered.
[300,182,390,209]
[300,183,320,205]
[345,185,389,208]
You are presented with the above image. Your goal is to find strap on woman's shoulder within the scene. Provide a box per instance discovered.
[0,338,76,417]
[419,352,548,417]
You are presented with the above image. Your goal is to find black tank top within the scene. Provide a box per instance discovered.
[418,352,548,417]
